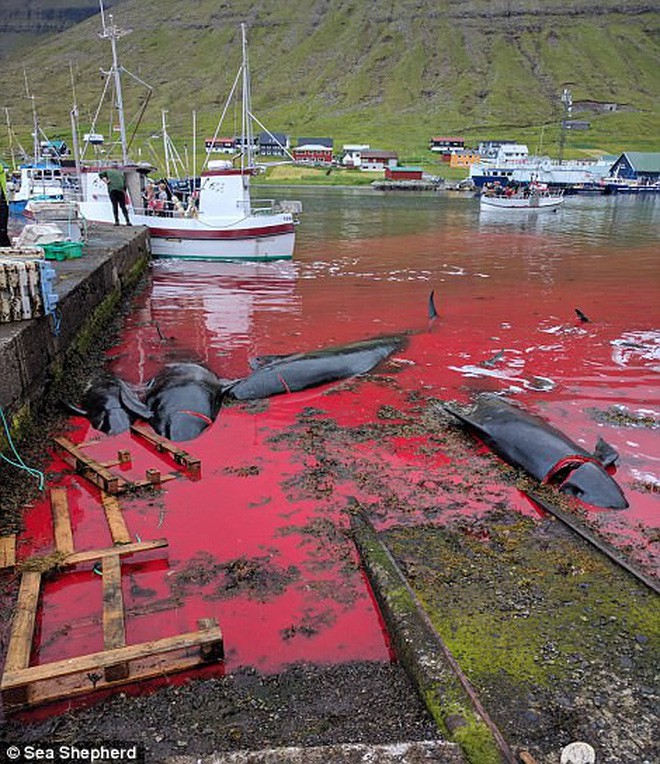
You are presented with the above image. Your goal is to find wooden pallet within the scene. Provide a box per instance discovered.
[1,488,223,709]
[131,423,202,476]
[53,436,181,493]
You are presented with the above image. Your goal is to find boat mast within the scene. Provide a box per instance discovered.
[5,108,18,171]
[23,69,39,163]
[69,61,82,192]
[192,110,197,179]
[99,1,129,164]
[240,23,254,172]
[162,110,171,178]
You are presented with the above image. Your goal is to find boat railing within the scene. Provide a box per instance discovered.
[242,199,302,216]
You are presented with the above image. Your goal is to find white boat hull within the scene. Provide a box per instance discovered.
[77,201,296,260]
[480,194,564,210]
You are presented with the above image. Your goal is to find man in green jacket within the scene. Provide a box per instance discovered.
[0,165,11,247]
[99,167,131,226]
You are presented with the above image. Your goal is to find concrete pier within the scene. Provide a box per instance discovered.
[0,224,150,443]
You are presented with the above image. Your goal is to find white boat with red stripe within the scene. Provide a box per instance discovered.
[76,13,298,260]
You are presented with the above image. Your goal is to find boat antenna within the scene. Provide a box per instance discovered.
[98,1,130,164]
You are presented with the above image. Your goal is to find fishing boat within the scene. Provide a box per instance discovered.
[480,183,564,211]
[469,133,614,193]
[7,163,68,214]
[77,15,297,260]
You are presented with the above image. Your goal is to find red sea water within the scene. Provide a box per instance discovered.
[11,189,660,700]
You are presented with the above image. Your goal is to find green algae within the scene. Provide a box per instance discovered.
[351,511,508,764]
[384,516,660,692]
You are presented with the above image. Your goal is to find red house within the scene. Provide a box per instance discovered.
[293,144,333,165]
[204,137,236,153]
[385,166,423,181]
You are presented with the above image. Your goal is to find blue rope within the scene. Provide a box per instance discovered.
[0,405,45,490]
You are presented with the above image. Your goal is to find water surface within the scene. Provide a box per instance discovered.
[19,189,660,687]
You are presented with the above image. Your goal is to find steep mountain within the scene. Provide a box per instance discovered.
[1,0,658,161]
[0,0,122,59]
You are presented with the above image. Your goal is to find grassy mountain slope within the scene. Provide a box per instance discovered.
[1,0,658,165]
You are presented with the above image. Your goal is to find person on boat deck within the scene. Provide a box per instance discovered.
[99,168,131,226]
[142,180,156,215]
[156,180,173,217]
[0,166,11,247]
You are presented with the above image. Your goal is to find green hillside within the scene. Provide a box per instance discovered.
[1,0,659,166]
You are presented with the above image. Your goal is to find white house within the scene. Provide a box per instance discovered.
[495,144,529,163]
[341,144,371,168]
[359,149,398,172]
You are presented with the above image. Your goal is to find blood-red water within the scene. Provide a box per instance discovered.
[11,190,660,702]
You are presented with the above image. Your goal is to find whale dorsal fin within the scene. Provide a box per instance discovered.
[593,436,619,467]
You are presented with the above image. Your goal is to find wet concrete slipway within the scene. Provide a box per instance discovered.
[0,192,659,764]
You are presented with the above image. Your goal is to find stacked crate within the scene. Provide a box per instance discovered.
[0,252,58,323]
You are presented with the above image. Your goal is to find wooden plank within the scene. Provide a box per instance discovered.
[198,618,224,662]
[100,492,131,544]
[53,436,126,494]
[102,555,128,681]
[0,536,16,568]
[2,624,223,689]
[130,423,202,474]
[11,651,223,709]
[64,539,168,567]
[130,473,178,489]
[4,572,42,673]
[50,487,74,555]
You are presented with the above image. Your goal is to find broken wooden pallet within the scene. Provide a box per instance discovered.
[53,436,179,493]
[0,535,16,569]
[130,423,202,475]
[1,619,224,708]
[1,488,223,709]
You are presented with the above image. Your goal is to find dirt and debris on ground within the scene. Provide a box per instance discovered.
[0,662,441,759]
[383,513,659,764]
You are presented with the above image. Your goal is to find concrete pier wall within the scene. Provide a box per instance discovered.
[0,225,150,443]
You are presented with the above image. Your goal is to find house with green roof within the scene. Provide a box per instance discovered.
[608,152,660,184]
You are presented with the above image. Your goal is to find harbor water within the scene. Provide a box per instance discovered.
[16,189,660,684]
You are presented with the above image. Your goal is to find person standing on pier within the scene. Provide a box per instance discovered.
[0,165,11,247]
[99,167,131,226]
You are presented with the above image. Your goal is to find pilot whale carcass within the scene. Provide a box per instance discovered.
[443,396,628,509]
[145,363,228,442]
[63,376,152,435]
[228,335,407,401]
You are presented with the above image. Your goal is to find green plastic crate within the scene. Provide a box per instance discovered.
[42,241,84,261]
